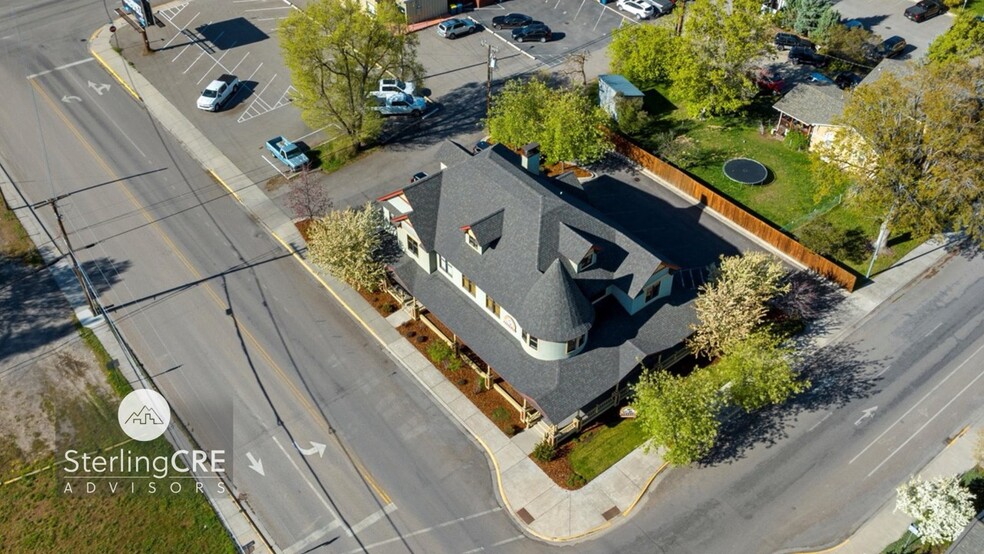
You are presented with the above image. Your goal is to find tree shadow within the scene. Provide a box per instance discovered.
[701,341,883,466]
[0,255,129,362]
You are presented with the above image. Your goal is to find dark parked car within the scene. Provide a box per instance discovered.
[512,23,552,43]
[834,71,863,90]
[436,18,479,39]
[788,47,828,67]
[492,13,533,29]
[867,36,907,61]
[904,0,945,22]
[774,32,813,51]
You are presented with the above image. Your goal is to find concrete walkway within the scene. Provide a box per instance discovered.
[85,17,969,551]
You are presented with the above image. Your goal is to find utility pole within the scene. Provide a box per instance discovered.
[36,195,98,313]
[480,40,499,117]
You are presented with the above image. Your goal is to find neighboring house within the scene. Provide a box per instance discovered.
[598,74,645,122]
[378,141,697,442]
[364,0,445,24]
[946,508,984,554]
[772,83,847,151]
[858,57,914,88]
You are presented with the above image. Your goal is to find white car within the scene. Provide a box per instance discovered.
[197,74,240,112]
[377,78,415,98]
[617,0,655,19]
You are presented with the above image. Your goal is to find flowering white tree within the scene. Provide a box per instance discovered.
[306,202,390,292]
[896,475,975,546]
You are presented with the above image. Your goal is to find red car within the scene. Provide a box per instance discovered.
[753,69,784,95]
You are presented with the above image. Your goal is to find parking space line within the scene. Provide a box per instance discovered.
[162,11,200,50]
[228,51,251,74]
[197,47,234,84]
[156,1,190,23]
[262,154,289,178]
[482,28,536,61]
[573,0,587,22]
[183,49,208,75]
[244,6,293,11]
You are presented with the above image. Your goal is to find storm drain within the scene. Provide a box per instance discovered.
[602,506,620,521]
[516,508,535,524]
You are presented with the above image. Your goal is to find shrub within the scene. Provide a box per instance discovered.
[567,473,587,489]
[491,407,511,423]
[783,130,810,152]
[446,357,463,373]
[427,341,453,363]
[532,439,556,462]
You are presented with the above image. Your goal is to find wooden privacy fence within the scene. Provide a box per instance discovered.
[610,133,858,291]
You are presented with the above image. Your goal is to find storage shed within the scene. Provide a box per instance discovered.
[598,74,644,122]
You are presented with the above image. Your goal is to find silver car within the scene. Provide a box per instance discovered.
[436,18,478,39]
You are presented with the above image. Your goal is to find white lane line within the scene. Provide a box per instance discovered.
[282,519,344,554]
[294,125,331,142]
[806,411,832,433]
[350,503,398,535]
[244,6,292,11]
[26,57,94,79]
[270,435,352,536]
[926,322,942,336]
[849,340,984,465]
[459,534,525,553]
[183,49,207,74]
[593,7,608,31]
[343,507,503,554]
[262,154,288,178]
[867,360,984,478]
[482,28,536,61]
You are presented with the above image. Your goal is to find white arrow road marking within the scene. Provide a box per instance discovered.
[855,406,878,426]
[246,452,265,476]
[61,95,82,103]
[294,441,327,457]
[88,81,111,95]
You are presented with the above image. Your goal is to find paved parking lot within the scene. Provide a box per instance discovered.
[832,0,955,55]
[117,0,327,181]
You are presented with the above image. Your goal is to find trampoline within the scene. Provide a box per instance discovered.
[723,158,769,185]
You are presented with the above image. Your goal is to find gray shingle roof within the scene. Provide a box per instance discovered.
[392,257,696,423]
[435,139,472,168]
[558,223,594,263]
[773,83,846,126]
[403,142,673,331]
[859,57,914,88]
[466,209,504,249]
[518,258,594,342]
[947,509,984,554]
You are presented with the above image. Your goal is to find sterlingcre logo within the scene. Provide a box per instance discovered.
[61,389,226,495]
[119,389,171,441]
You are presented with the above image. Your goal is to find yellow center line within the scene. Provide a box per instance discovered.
[29,80,391,505]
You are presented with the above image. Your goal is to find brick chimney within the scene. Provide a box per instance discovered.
[521,142,540,175]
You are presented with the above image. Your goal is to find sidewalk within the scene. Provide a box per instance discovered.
[87,18,961,549]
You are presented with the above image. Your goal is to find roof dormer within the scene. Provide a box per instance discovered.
[461,209,504,253]
[558,223,597,273]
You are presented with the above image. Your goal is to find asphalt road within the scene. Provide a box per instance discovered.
[583,250,984,554]
[0,2,538,553]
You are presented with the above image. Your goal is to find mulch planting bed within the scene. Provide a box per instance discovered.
[396,319,524,437]
[531,442,580,490]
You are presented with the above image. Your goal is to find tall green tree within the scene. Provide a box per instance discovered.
[487,79,611,167]
[713,331,809,412]
[279,0,423,148]
[672,0,770,116]
[813,60,984,249]
[486,79,550,150]
[786,0,835,36]
[689,252,789,358]
[608,24,675,86]
[927,12,984,65]
[539,90,611,169]
[632,368,724,466]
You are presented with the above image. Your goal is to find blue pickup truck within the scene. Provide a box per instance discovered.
[265,136,309,171]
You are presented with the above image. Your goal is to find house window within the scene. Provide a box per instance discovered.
[485,295,501,317]
[462,275,477,296]
[566,335,584,354]
[438,255,449,273]
[466,233,480,251]
[406,236,419,257]
[522,331,538,350]
[645,282,659,302]
[577,251,595,272]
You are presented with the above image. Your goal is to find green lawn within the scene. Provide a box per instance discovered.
[963,0,984,16]
[569,418,648,482]
[625,85,923,278]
